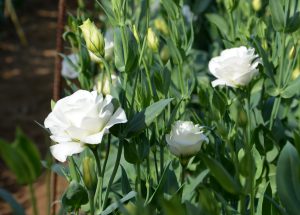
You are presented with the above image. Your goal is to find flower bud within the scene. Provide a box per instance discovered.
[95,74,119,95]
[147,28,159,52]
[160,45,170,64]
[289,46,296,59]
[80,19,105,60]
[292,68,300,80]
[154,18,169,35]
[166,121,208,158]
[252,0,262,12]
[224,0,239,12]
[133,24,140,44]
[262,39,268,50]
[82,156,97,190]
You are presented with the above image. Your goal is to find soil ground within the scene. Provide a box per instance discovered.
[0,0,67,214]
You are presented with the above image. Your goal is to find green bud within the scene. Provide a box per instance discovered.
[289,46,296,59]
[252,0,262,12]
[80,19,105,60]
[133,24,140,44]
[224,0,239,12]
[154,18,169,35]
[160,45,170,64]
[82,157,97,190]
[147,28,159,52]
[262,39,268,50]
[292,68,300,80]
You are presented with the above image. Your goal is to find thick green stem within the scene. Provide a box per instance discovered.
[89,190,95,215]
[29,183,38,215]
[136,162,142,195]
[102,140,123,210]
[92,147,102,208]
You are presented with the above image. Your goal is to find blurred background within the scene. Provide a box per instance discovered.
[0,0,60,213]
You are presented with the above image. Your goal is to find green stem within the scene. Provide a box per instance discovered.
[69,156,79,182]
[269,97,281,129]
[153,149,159,183]
[143,59,155,98]
[29,183,38,215]
[180,163,186,185]
[178,64,185,96]
[229,12,235,40]
[92,147,102,208]
[246,90,255,215]
[239,194,246,215]
[102,140,123,210]
[89,190,95,215]
[136,162,142,195]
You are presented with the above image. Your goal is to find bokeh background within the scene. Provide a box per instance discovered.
[0,0,63,213]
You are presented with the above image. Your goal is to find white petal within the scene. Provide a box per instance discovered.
[82,130,105,144]
[105,107,128,129]
[50,142,85,162]
[211,79,237,88]
[50,135,71,143]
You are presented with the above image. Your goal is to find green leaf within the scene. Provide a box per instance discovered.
[126,98,173,136]
[101,191,136,215]
[285,12,300,33]
[147,162,171,204]
[269,0,285,31]
[205,14,229,37]
[121,165,132,194]
[277,143,300,215]
[201,154,242,194]
[62,181,88,212]
[280,76,300,98]
[114,28,125,72]
[123,140,139,164]
[0,188,25,215]
[0,129,42,185]
[161,0,180,20]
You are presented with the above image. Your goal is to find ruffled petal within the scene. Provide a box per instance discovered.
[50,142,85,162]
[211,79,237,88]
[82,130,105,144]
[105,107,128,129]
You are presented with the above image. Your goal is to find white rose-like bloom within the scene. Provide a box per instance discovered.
[209,46,261,88]
[61,54,79,79]
[166,121,208,157]
[44,90,127,162]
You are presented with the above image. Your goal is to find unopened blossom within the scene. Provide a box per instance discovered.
[80,19,105,61]
[44,90,127,162]
[147,28,159,52]
[166,121,208,157]
[208,46,261,88]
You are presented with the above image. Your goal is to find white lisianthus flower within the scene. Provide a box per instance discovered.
[44,90,127,162]
[61,54,79,79]
[166,121,208,158]
[209,46,261,88]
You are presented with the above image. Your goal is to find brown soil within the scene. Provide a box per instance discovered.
[0,0,67,214]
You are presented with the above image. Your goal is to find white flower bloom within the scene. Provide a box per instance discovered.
[61,54,79,79]
[44,90,127,162]
[166,121,208,157]
[208,46,261,88]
